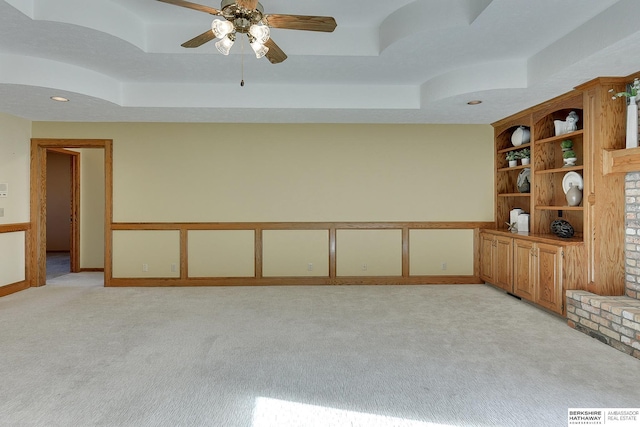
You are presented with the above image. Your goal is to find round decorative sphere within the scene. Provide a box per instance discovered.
[551,219,574,238]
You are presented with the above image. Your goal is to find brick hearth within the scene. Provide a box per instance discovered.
[566,172,640,359]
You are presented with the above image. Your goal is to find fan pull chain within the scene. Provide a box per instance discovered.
[240,35,245,87]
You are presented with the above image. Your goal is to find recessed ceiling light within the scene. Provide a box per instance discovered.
[50,96,69,102]
[467,100,482,105]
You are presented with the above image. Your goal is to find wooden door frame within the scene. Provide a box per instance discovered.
[31,139,113,287]
[46,148,80,273]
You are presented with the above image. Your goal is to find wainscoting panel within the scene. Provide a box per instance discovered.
[0,223,30,297]
[0,231,26,286]
[112,230,180,278]
[263,230,329,277]
[188,230,255,278]
[108,222,493,287]
[336,229,402,277]
[409,229,474,275]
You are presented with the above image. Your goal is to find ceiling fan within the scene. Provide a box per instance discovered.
[157,0,337,64]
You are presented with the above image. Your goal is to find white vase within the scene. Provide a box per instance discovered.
[521,158,530,165]
[566,183,583,207]
[626,96,638,149]
[508,160,517,167]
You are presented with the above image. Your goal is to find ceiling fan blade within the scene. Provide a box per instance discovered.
[264,39,287,64]
[156,0,220,15]
[236,0,258,10]
[181,29,217,48]
[264,14,337,32]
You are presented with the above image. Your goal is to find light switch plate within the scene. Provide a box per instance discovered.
[0,183,7,197]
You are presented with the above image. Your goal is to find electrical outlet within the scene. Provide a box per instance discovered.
[142,263,149,272]
[171,264,177,273]
[362,263,367,271]
[0,207,4,217]
[307,263,313,271]
[441,262,447,271]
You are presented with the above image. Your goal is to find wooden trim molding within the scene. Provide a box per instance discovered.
[111,221,495,231]
[603,147,640,175]
[109,275,482,287]
[0,223,30,233]
[0,280,30,297]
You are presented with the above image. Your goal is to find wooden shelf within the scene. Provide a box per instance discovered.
[498,143,531,154]
[535,205,584,211]
[498,193,531,197]
[535,129,584,145]
[535,165,584,175]
[497,164,530,172]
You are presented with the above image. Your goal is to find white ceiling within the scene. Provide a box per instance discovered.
[1,0,640,124]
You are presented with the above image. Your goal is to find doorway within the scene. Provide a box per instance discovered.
[31,139,113,287]
[45,148,79,280]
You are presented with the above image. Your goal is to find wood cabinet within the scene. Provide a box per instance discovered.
[482,230,566,314]
[486,73,637,306]
[512,239,563,313]
[513,238,535,300]
[480,232,512,292]
[535,242,563,313]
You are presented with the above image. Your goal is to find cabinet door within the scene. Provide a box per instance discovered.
[535,243,563,314]
[494,236,513,292]
[513,239,535,300]
[479,233,495,282]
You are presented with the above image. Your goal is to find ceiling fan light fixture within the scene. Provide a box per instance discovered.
[158,0,337,64]
[249,24,270,44]
[212,19,234,39]
[250,40,269,59]
[215,34,235,55]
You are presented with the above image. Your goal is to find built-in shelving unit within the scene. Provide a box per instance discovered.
[481,73,638,314]
[492,92,587,239]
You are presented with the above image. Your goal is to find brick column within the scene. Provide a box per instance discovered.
[625,172,640,299]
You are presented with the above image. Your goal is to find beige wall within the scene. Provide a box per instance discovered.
[32,122,494,278]
[0,113,31,287]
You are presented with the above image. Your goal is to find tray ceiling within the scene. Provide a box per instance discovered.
[0,0,638,123]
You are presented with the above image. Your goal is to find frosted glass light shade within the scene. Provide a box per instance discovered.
[249,24,270,44]
[215,36,235,55]
[212,19,234,38]
[250,41,269,58]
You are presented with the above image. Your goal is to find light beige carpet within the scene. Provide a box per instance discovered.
[1,274,638,427]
